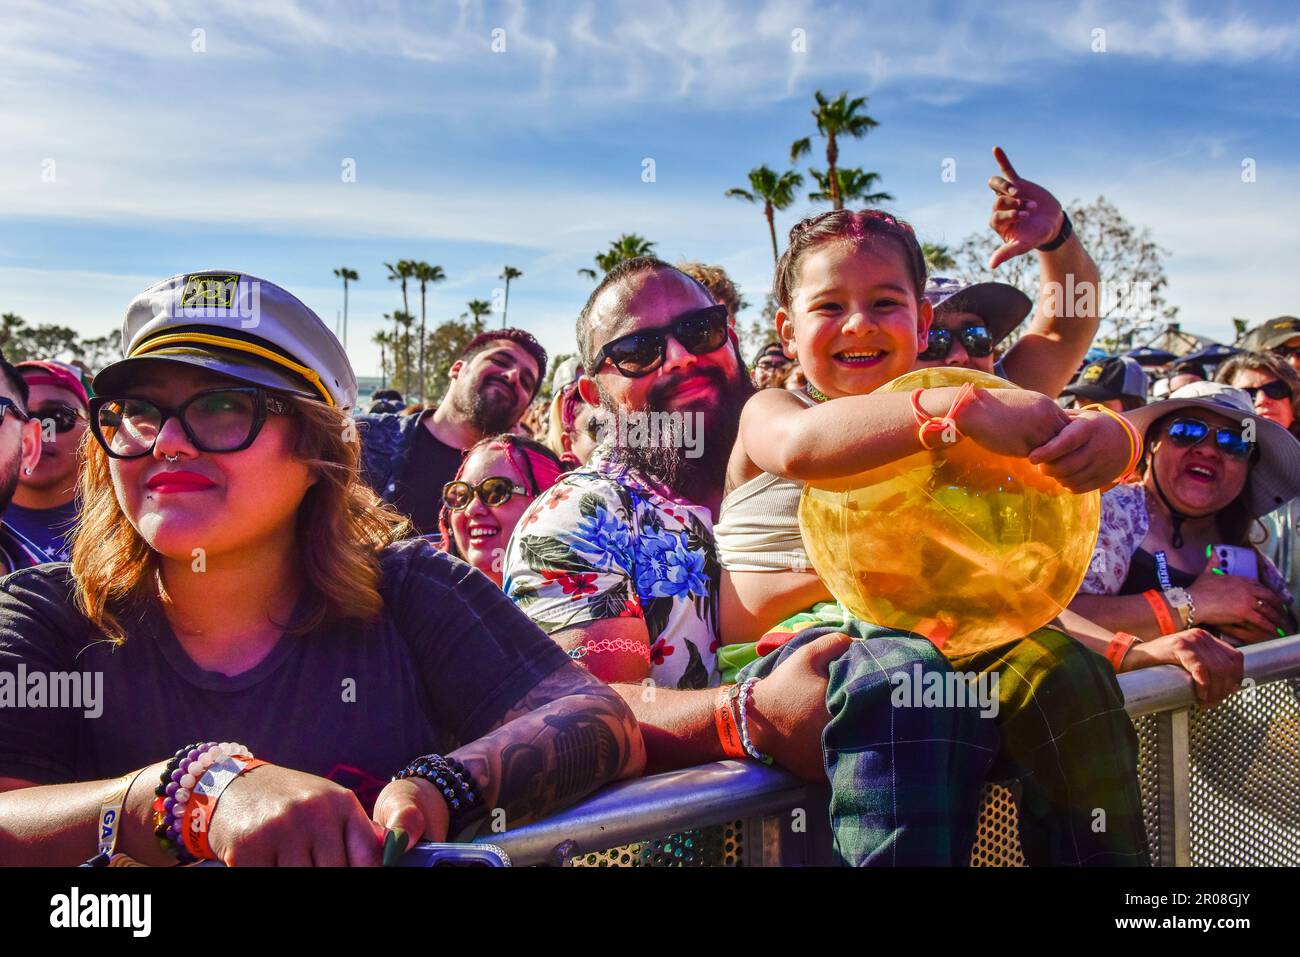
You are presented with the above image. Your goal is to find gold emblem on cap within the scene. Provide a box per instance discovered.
[1082,363,1103,382]
[180,274,241,309]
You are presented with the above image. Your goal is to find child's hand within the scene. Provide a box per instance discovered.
[952,388,1070,458]
[1029,410,1133,492]
[986,146,1067,269]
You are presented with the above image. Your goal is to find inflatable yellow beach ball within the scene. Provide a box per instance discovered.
[798,367,1100,659]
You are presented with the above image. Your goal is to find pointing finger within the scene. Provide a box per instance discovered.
[993,146,1019,182]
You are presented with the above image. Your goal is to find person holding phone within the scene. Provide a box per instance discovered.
[1068,382,1300,702]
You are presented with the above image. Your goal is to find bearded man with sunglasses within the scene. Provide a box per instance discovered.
[8,361,90,563]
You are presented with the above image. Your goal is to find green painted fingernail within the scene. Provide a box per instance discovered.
[382,827,409,867]
[1279,628,1287,637]
[1212,568,1225,575]
[1206,545,1212,557]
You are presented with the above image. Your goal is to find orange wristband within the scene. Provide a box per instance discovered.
[714,686,747,760]
[184,756,269,861]
[1105,631,1140,671]
[911,383,976,451]
[1141,589,1177,636]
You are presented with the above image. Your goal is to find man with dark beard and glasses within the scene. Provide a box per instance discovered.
[0,353,50,573]
[358,329,547,535]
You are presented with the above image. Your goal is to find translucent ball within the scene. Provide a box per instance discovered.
[798,367,1101,658]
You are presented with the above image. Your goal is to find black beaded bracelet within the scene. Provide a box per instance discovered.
[1038,210,1073,252]
[153,742,205,863]
[394,754,482,832]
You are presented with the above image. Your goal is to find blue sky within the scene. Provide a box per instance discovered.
[1,0,1298,378]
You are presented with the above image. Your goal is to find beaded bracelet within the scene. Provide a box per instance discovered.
[151,741,251,863]
[735,678,774,766]
[567,638,652,662]
[394,754,482,834]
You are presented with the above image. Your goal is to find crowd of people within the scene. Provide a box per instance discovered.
[1,148,1297,867]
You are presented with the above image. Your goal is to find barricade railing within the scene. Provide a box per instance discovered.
[436,634,1300,867]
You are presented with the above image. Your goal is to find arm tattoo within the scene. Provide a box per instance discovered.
[449,663,644,833]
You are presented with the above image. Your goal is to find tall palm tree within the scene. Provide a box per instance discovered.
[384,260,416,350]
[807,167,893,207]
[921,243,956,273]
[790,90,881,210]
[726,166,805,266]
[499,266,522,327]
[578,234,656,280]
[385,311,416,394]
[332,267,358,350]
[372,330,391,389]
[412,262,446,401]
[466,299,492,329]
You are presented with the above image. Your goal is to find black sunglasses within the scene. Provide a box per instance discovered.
[442,476,530,510]
[1238,380,1292,402]
[593,304,730,378]
[31,403,87,434]
[0,397,31,426]
[1164,417,1255,460]
[1271,344,1300,360]
[918,325,993,361]
[89,387,290,460]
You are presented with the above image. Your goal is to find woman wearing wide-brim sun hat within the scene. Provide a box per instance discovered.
[1070,381,1300,659]
[0,269,642,867]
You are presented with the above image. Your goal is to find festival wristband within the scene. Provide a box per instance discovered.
[714,685,747,760]
[184,756,269,862]
[85,767,149,866]
[1105,631,1141,672]
[1142,589,1178,636]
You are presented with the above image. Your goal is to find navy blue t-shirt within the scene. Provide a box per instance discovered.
[4,501,78,563]
[0,539,571,811]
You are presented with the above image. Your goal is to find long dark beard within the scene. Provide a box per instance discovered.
[598,366,752,503]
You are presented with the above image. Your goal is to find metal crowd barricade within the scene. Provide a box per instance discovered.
[460,634,1300,867]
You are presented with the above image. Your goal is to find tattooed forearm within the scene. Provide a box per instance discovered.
[448,664,645,833]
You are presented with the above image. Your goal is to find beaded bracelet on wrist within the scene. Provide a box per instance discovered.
[153,741,252,863]
[394,754,483,833]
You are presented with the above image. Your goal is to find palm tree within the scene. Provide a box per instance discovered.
[372,330,391,389]
[921,243,956,273]
[412,262,446,401]
[807,167,893,207]
[385,311,416,393]
[499,266,522,327]
[384,259,416,350]
[466,299,492,329]
[726,166,805,266]
[790,90,881,210]
[332,268,358,350]
[578,234,656,280]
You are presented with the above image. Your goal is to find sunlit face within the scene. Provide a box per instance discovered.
[912,309,996,375]
[776,241,930,400]
[448,446,534,587]
[107,365,315,565]
[448,341,540,432]
[584,268,744,421]
[752,352,791,388]
[1148,409,1251,516]
[1228,367,1295,431]
[19,382,87,495]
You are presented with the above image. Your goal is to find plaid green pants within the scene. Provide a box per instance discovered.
[736,622,1149,866]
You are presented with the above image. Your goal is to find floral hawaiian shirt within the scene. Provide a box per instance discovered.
[503,445,721,690]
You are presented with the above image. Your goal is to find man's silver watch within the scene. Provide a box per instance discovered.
[1164,587,1194,629]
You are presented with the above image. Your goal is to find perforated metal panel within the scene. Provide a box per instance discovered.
[1188,677,1300,866]
[1134,713,1165,865]
[571,822,746,867]
[969,782,1026,866]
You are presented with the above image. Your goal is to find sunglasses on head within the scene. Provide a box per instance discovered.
[1238,380,1292,402]
[442,476,530,511]
[1164,417,1255,460]
[592,304,730,378]
[31,403,87,434]
[918,325,993,361]
[89,387,290,459]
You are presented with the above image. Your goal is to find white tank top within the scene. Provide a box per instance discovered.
[714,389,817,572]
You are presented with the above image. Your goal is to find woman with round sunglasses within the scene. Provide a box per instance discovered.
[0,271,642,867]
[1215,352,1300,616]
[1069,383,1300,701]
[438,435,564,588]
